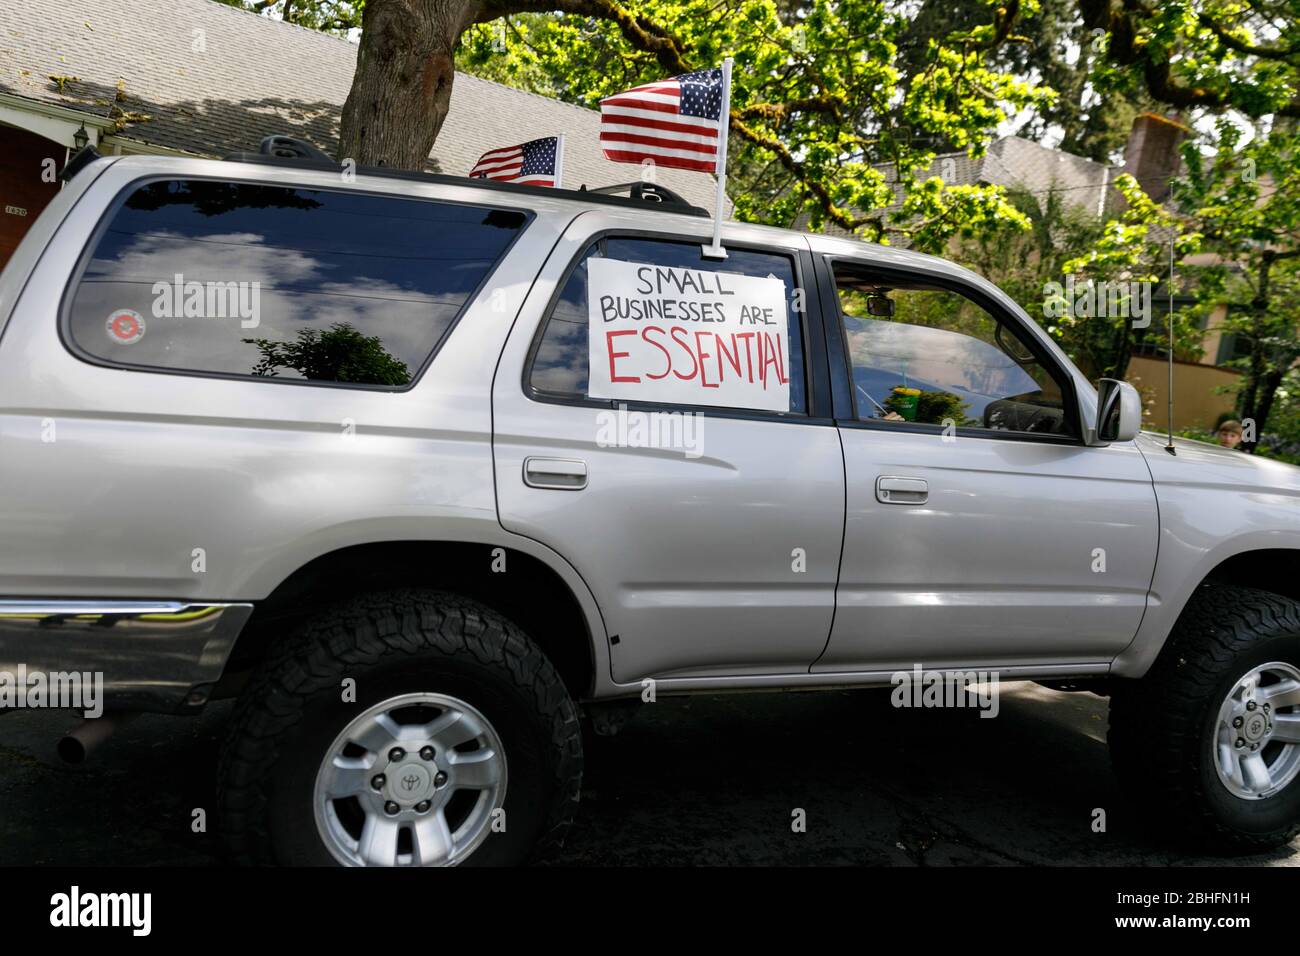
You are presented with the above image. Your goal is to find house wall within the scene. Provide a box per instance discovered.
[1128,354,1239,431]
[0,123,62,272]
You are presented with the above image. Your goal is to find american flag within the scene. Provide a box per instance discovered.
[599,68,725,173]
[469,135,562,187]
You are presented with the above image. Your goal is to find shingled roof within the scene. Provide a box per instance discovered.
[0,0,721,209]
[799,135,1115,242]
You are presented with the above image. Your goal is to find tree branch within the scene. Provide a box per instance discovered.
[1078,0,1300,116]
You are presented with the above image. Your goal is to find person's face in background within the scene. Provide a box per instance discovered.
[1216,425,1243,448]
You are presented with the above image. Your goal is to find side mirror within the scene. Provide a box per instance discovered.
[1095,378,1141,443]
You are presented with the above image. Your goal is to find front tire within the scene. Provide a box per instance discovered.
[218,590,583,866]
[1109,584,1300,852]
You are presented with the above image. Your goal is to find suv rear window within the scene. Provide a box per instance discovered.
[66,179,527,387]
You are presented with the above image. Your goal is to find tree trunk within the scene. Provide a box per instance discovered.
[1237,344,1266,453]
[1107,319,1132,381]
[337,0,482,169]
[1237,252,1277,452]
[1252,366,1287,439]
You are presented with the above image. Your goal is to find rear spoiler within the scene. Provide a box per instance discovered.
[61,145,103,183]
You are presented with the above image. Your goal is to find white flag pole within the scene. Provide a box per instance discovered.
[554,134,565,189]
[702,57,734,260]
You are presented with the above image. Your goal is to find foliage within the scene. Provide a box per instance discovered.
[459,0,1054,251]
[918,389,976,426]
[1056,173,1204,379]
[219,0,1300,436]
[214,0,364,35]
[244,322,411,386]
[1082,0,1300,121]
[1178,120,1300,445]
[1249,370,1300,464]
[1065,0,1300,444]
[890,0,1154,162]
[951,186,1114,372]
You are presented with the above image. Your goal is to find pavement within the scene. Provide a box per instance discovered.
[0,681,1296,866]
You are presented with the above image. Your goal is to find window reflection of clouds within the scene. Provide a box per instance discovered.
[845,317,1040,398]
[838,280,1068,433]
[69,182,522,385]
[531,258,591,396]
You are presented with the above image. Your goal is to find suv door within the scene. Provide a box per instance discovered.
[812,240,1159,674]
[493,210,843,685]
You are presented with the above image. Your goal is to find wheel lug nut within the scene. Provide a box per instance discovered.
[1236,738,1246,748]
[415,800,431,813]
[388,747,405,762]
[1247,701,1257,711]
[1233,717,1244,728]
[434,771,448,787]
[384,801,400,815]
[419,746,435,761]
[371,774,386,790]
[1264,703,1271,712]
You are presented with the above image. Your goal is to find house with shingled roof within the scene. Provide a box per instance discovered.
[0,0,722,271]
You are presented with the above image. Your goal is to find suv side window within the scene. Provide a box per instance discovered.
[66,179,527,387]
[833,264,1075,438]
[529,236,807,415]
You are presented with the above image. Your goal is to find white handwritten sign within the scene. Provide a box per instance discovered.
[587,258,791,411]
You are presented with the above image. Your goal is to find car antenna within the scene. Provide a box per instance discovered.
[1165,236,1177,455]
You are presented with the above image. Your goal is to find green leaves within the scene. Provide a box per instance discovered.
[244,322,411,386]
[461,0,1051,250]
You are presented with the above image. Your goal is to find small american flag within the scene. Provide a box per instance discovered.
[469,135,563,187]
[599,68,725,173]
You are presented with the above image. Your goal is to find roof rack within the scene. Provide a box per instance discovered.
[221,135,709,218]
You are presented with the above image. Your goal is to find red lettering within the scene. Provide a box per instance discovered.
[606,329,640,383]
[735,332,757,382]
[694,331,719,388]
[715,333,742,382]
[641,326,672,380]
[761,331,783,388]
[669,327,698,381]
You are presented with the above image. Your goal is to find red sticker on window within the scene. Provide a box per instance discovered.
[106,309,145,345]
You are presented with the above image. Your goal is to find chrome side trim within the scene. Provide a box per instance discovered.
[597,661,1111,699]
[0,600,253,713]
[0,600,195,615]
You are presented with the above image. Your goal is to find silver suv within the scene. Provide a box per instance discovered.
[3,144,1300,866]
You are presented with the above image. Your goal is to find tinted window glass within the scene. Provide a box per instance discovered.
[530,237,807,414]
[835,268,1074,437]
[68,180,526,386]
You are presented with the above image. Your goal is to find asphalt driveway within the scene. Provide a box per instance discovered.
[0,681,1295,866]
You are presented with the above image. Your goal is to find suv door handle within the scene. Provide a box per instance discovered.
[523,457,588,490]
[876,475,928,504]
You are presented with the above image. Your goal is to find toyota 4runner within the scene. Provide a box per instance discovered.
[2,142,1300,865]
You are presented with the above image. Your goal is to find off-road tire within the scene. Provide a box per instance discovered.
[1109,584,1300,852]
[218,589,583,865]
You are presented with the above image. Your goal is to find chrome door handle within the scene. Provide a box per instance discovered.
[523,457,588,490]
[876,475,928,504]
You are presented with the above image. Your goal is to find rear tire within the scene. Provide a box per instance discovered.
[218,589,583,866]
[1109,584,1300,852]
